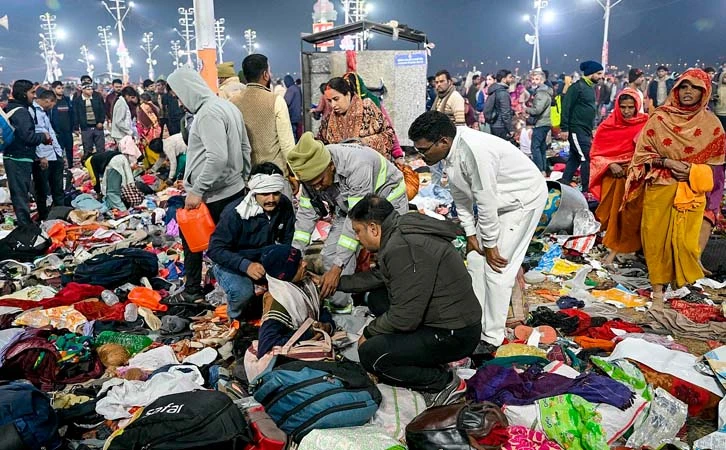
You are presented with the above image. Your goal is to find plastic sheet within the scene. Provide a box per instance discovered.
[626,388,688,449]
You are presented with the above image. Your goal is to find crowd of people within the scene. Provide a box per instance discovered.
[2,50,726,447]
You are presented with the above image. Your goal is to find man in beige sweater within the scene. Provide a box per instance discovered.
[432,70,466,126]
[230,54,296,197]
[217,62,246,100]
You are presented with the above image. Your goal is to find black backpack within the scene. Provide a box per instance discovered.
[0,223,51,263]
[0,381,62,450]
[105,390,252,450]
[73,248,159,288]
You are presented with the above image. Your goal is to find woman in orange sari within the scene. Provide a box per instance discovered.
[624,69,726,309]
[317,77,395,158]
[590,88,648,266]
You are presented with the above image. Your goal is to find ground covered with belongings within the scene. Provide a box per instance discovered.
[4,149,726,450]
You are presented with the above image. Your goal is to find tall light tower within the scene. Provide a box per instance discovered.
[214,18,229,64]
[141,32,158,80]
[175,7,196,68]
[341,0,369,50]
[243,29,257,56]
[594,0,623,69]
[101,0,133,83]
[39,12,62,82]
[170,40,182,69]
[523,0,548,70]
[79,45,95,79]
[97,25,114,80]
[312,0,337,53]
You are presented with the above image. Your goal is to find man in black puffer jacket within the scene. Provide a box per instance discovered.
[3,80,50,225]
[336,195,482,407]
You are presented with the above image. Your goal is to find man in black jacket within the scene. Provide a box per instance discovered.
[206,163,295,320]
[50,81,74,167]
[164,88,185,136]
[3,80,51,225]
[560,60,604,193]
[73,83,106,160]
[336,195,482,406]
[484,69,515,139]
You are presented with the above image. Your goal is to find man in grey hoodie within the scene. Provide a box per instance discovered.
[167,67,252,302]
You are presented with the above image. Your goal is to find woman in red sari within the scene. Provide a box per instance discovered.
[589,88,649,266]
[136,93,162,147]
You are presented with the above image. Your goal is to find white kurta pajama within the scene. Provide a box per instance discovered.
[445,127,548,345]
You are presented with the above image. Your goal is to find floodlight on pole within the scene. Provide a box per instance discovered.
[523,0,547,71]
[101,0,133,83]
[243,28,257,56]
[97,25,114,80]
[141,32,158,80]
[593,0,623,69]
[79,45,95,79]
[342,0,370,50]
[214,18,228,64]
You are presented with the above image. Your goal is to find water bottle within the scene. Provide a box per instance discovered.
[101,290,120,306]
[124,303,139,322]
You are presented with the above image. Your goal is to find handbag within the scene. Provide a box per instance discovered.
[120,183,145,208]
[405,402,508,450]
[243,318,339,382]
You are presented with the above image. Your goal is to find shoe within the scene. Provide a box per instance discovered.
[162,289,203,306]
[422,373,467,407]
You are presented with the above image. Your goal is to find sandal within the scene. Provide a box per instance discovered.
[514,325,557,345]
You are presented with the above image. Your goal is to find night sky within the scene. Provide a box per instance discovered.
[0,0,724,83]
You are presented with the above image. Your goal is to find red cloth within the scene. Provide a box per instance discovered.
[558,308,592,335]
[670,299,726,323]
[477,424,510,446]
[345,50,357,72]
[73,300,126,321]
[589,88,648,201]
[0,283,105,311]
[586,319,643,340]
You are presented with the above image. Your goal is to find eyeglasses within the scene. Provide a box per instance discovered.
[415,139,440,155]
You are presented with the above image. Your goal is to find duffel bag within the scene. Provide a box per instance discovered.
[0,381,62,450]
[251,360,381,443]
[106,390,252,450]
[73,247,158,288]
[405,402,508,450]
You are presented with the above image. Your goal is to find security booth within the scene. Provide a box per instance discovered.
[300,20,429,146]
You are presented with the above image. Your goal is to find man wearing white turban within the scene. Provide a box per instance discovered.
[207,162,296,321]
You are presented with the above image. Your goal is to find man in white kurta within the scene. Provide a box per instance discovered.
[408,111,548,345]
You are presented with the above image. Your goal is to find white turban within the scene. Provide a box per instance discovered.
[235,173,286,220]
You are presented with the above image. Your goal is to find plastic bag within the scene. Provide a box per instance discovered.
[95,331,152,355]
[371,384,426,440]
[590,357,653,401]
[573,210,601,236]
[206,283,228,307]
[626,388,688,449]
[297,426,406,450]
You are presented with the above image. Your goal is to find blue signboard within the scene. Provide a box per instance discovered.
[394,52,427,67]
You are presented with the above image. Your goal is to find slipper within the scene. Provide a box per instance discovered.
[514,325,557,345]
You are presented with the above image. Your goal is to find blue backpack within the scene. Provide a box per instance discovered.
[0,381,62,450]
[251,360,381,443]
[0,107,20,153]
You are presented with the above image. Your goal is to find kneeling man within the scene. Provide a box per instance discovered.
[337,195,482,406]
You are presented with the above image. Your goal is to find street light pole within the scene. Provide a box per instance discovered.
[141,32,158,81]
[243,29,257,56]
[97,25,114,80]
[176,7,196,68]
[101,0,133,83]
[595,0,622,69]
[214,18,228,64]
[170,40,182,69]
[79,45,95,79]
[39,12,61,82]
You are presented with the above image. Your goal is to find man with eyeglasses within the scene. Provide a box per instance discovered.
[408,111,547,346]
[286,132,409,311]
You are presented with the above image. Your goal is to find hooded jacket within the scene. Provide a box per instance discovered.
[3,100,45,160]
[525,84,553,128]
[283,75,302,125]
[339,212,482,337]
[484,83,513,132]
[167,68,251,203]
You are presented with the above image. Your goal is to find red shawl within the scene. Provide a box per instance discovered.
[589,88,648,201]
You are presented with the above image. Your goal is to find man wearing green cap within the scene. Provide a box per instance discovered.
[217,61,246,100]
[288,132,409,308]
